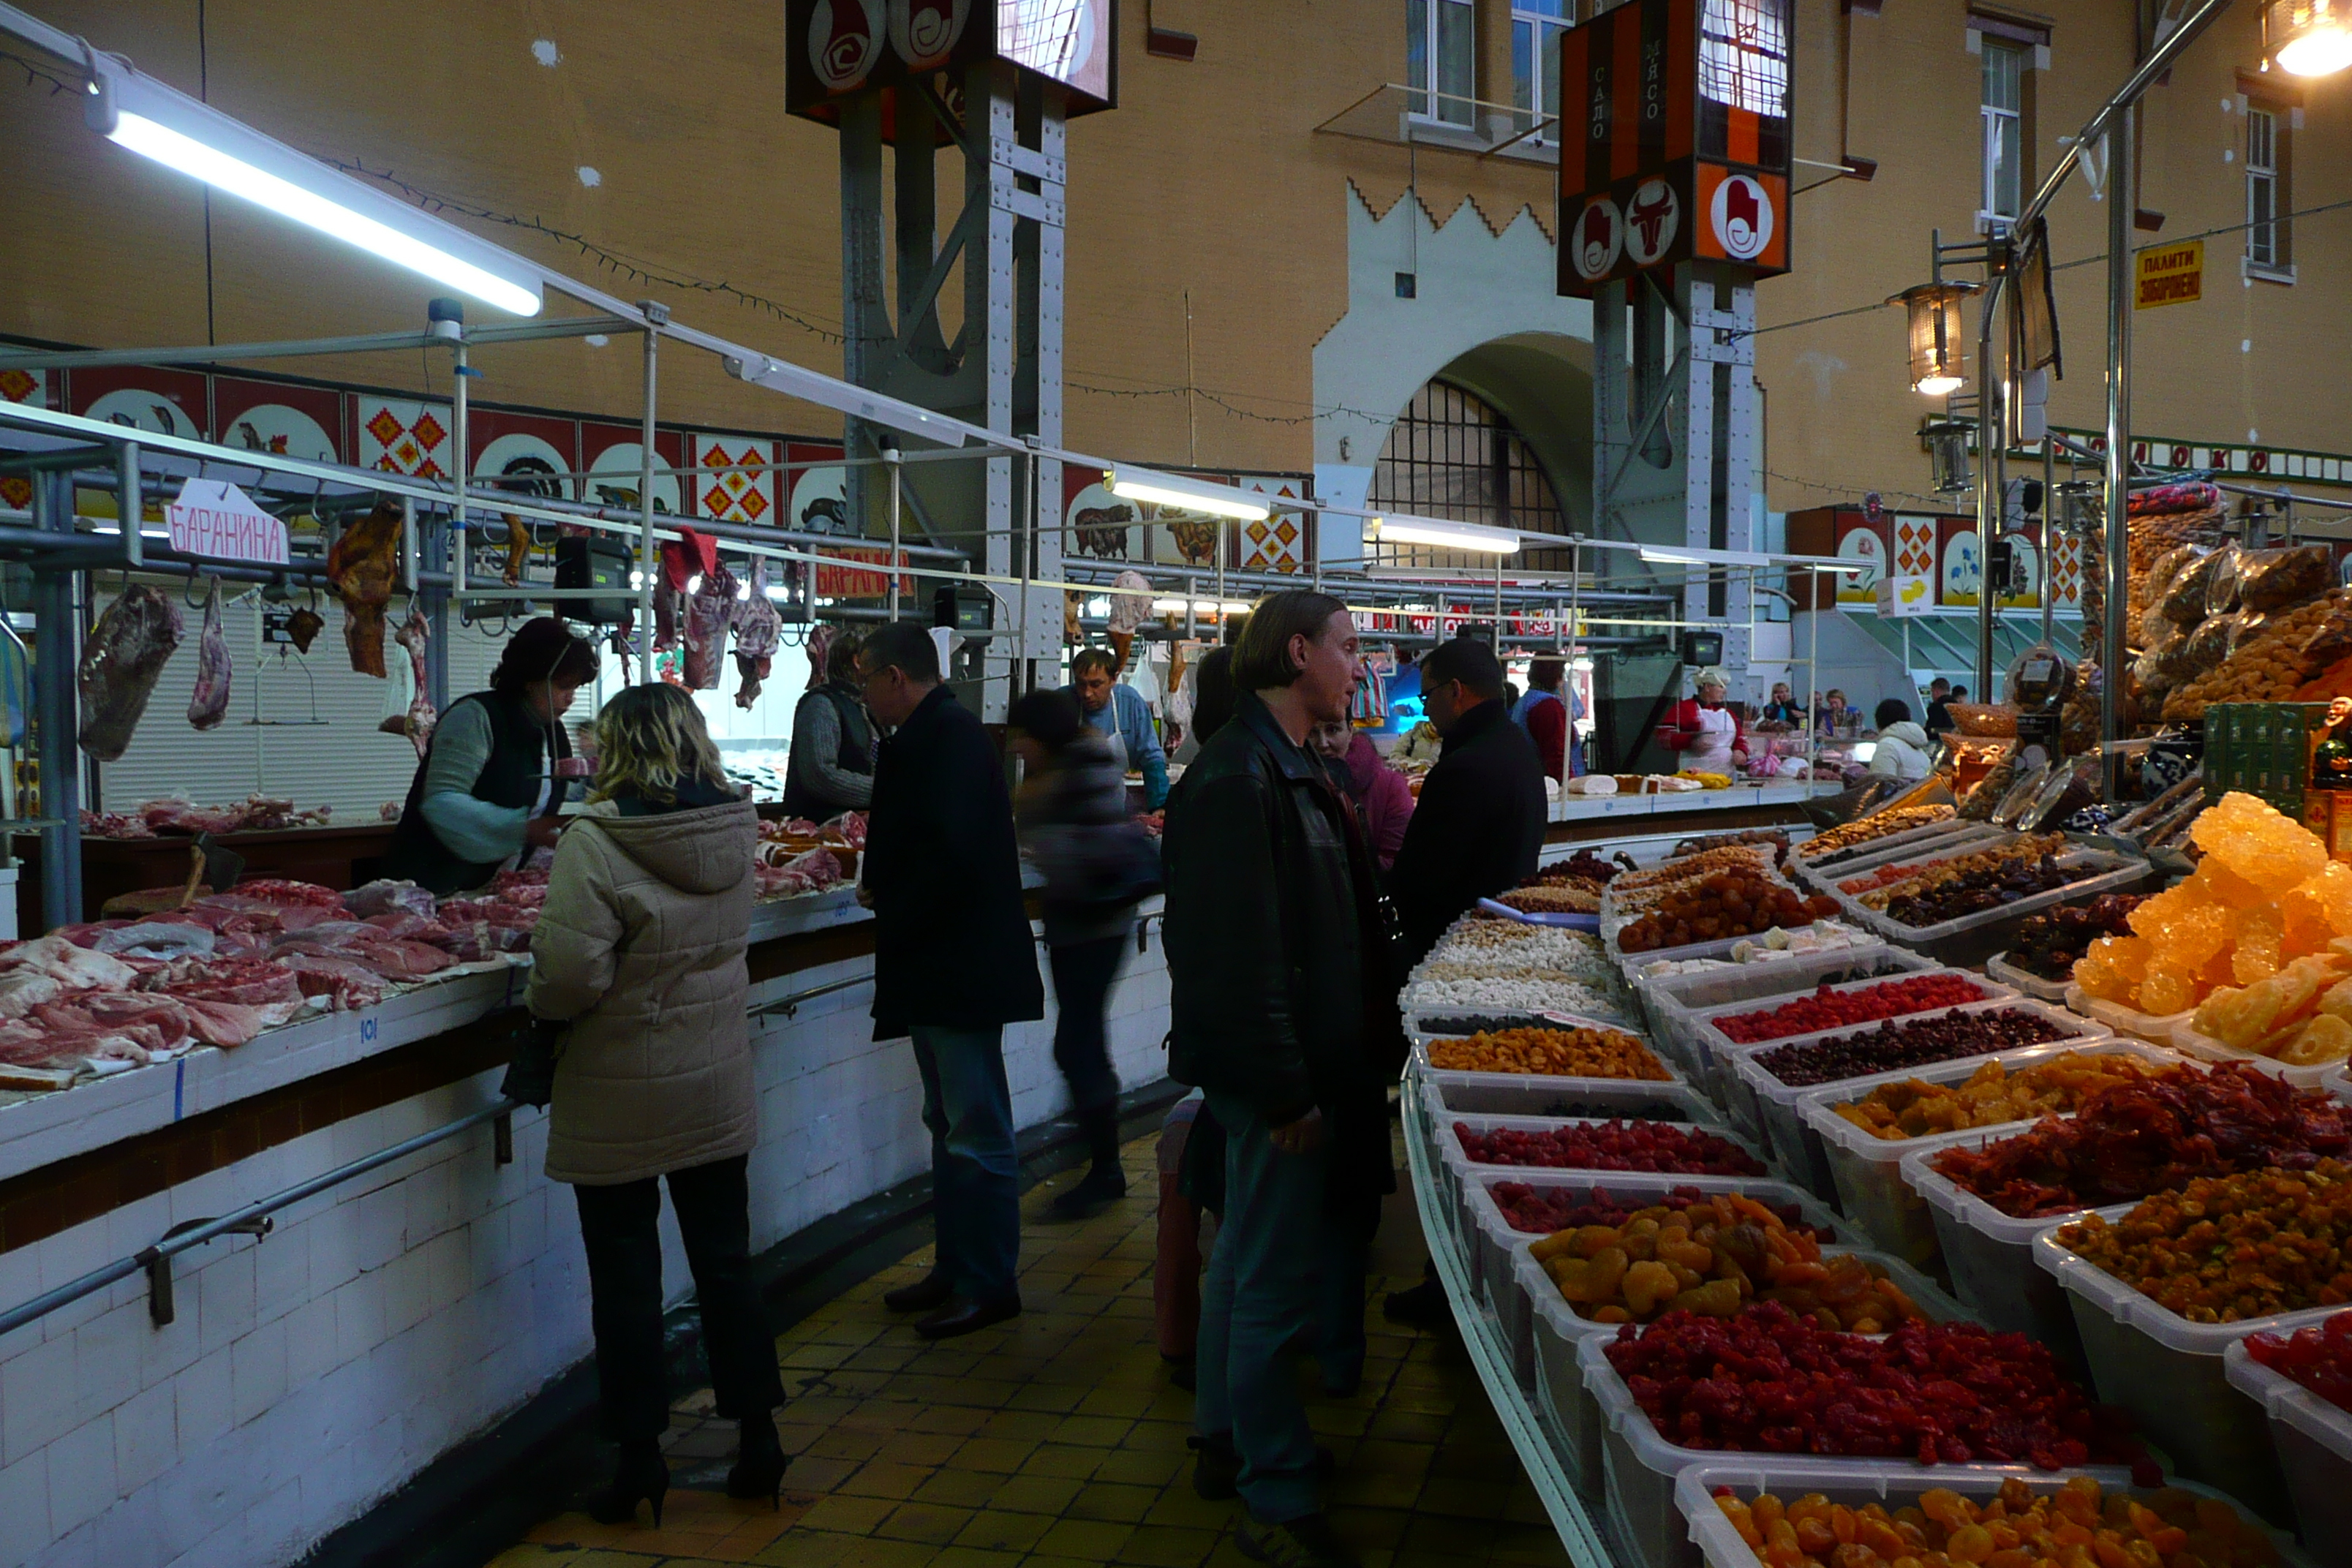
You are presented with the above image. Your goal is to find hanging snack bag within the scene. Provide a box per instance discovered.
[2160,546,2222,625]
[2238,542,2335,612]
[2180,611,2237,678]
[2206,542,2244,617]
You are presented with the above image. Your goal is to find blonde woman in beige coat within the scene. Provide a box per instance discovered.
[527,682,785,1528]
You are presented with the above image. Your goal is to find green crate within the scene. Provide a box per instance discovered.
[2275,703,2334,797]
[2209,704,2242,799]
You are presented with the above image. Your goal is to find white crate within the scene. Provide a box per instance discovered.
[2225,1336,2352,1555]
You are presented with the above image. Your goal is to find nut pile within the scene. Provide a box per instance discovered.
[1860,834,2064,910]
[1614,843,1779,892]
[2059,1161,2352,1322]
[1714,973,1986,1044]
[1604,1303,2146,1469]
[2163,590,2344,720]
[1529,1191,1921,1329]
[1494,884,1598,913]
[1615,871,1839,954]
[1425,1026,1669,1080]
[1929,1062,2352,1217]
[1452,1118,1765,1176]
[1752,1007,2076,1088]
[1795,807,1956,863]
[1705,1478,2277,1568]
[1831,1052,2175,1141]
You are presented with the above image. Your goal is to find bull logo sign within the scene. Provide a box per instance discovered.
[890,0,970,69]
[1572,197,1624,283]
[1624,178,1680,268]
[1710,173,1775,263]
[810,0,888,90]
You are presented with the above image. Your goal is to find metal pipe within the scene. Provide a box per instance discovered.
[0,315,636,372]
[885,442,902,622]
[2103,107,2136,777]
[2041,434,2057,649]
[638,314,661,685]
[116,439,142,570]
[1493,554,1505,655]
[451,331,470,604]
[1975,261,2004,699]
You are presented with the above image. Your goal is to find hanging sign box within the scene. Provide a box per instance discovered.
[167,478,289,565]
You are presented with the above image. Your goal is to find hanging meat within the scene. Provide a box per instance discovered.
[684,562,739,691]
[326,502,402,677]
[396,611,435,758]
[655,530,715,655]
[731,558,784,709]
[284,603,324,653]
[186,578,231,731]
[79,584,185,762]
[500,513,530,588]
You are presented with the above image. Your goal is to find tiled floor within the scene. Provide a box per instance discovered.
[487,1138,1569,1568]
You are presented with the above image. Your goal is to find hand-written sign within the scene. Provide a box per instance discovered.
[166,478,290,565]
[2136,240,2204,310]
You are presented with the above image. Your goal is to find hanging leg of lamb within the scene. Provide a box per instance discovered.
[186,578,231,731]
[396,610,435,758]
[78,584,184,762]
[683,563,738,690]
[731,558,783,709]
[327,502,402,678]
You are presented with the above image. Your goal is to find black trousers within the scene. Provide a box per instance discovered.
[572,1155,785,1442]
[1049,935,1126,1117]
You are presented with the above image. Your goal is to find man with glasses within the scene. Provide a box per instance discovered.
[855,622,1043,1338]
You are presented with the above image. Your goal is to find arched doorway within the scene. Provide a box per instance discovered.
[1367,380,1567,571]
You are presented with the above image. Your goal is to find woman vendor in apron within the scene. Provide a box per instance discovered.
[383,617,602,895]
[1658,669,1748,776]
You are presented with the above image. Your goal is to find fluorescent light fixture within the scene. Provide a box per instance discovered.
[1850,742,1877,763]
[1365,516,1520,555]
[726,352,971,448]
[1149,597,1254,614]
[1640,545,1772,568]
[82,64,542,316]
[764,584,792,601]
[1102,467,1269,521]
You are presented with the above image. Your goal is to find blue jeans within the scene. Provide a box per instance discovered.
[1195,1092,1332,1524]
[910,1025,1021,1304]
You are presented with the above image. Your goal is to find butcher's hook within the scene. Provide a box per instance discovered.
[181,572,211,610]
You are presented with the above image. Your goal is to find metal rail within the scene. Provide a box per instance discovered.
[749,970,874,1022]
[0,1097,516,1339]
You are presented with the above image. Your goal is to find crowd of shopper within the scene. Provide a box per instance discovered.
[506,600,1558,1566]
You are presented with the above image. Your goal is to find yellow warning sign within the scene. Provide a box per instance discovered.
[2136,240,2204,309]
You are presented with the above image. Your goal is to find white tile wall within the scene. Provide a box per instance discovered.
[0,930,1172,1568]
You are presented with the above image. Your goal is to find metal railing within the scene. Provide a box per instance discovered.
[0,1098,516,1338]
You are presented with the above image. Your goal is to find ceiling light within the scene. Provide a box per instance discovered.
[82,64,543,316]
[1365,516,1520,554]
[1640,545,1771,568]
[2269,1,2352,73]
[1102,467,1270,521]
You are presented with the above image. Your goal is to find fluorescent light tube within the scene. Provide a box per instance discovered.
[1366,516,1520,554]
[1102,468,1270,522]
[1149,597,1254,614]
[1640,545,1772,568]
[85,71,543,317]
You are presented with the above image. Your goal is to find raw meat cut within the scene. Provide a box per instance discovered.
[395,611,435,758]
[328,502,402,677]
[53,921,126,946]
[0,935,138,990]
[178,996,265,1047]
[731,557,784,709]
[271,921,378,949]
[345,879,436,920]
[278,953,385,1011]
[227,879,347,909]
[77,992,197,1052]
[153,958,308,1020]
[0,970,63,1019]
[363,912,443,942]
[92,922,216,961]
[77,584,184,762]
[187,577,232,731]
[490,868,551,905]
[655,531,717,657]
[110,794,331,838]
[285,604,324,653]
[684,562,739,690]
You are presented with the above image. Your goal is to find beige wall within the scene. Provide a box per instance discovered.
[1,0,2343,509]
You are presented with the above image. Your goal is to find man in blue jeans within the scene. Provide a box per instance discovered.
[856,622,1045,1338]
[1162,590,1399,1568]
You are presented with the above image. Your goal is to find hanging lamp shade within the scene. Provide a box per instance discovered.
[1891,282,1975,396]
[2267,0,2352,75]
[2053,480,2103,538]
[1923,420,1975,496]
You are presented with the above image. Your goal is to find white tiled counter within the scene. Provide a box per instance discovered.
[0,891,1171,1568]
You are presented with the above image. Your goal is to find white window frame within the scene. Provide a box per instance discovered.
[1512,1,1573,145]
[1978,36,2025,233]
[1408,0,1478,128]
[2246,104,2295,283]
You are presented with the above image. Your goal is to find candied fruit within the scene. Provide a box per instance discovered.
[2193,791,2329,895]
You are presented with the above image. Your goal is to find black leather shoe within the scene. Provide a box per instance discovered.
[913,1294,1022,1339]
[587,1439,669,1528]
[883,1270,954,1313]
[726,1411,789,1507]
[1381,1278,1450,1330]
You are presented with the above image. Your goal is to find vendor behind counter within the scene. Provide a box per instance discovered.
[382,617,599,896]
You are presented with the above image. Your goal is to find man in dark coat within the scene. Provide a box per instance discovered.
[857,622,1044,1338]
[1388,634,1548,965]
[1162,589,1395,1568]
[1381,634,1546,1333]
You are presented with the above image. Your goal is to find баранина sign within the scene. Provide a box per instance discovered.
[165,478,290,565]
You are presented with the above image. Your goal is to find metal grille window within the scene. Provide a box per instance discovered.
[1368,382,1567,569]
[1700,0,1792,117]
[2248,106,2290,274]
[1980,39,2024,227]
[1409,0,1477,127]
[1512,1,1571,143]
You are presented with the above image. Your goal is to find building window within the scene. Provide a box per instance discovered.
[1408,0,1476,127]
[1980,37,2025,228]
[1512,1,1571,143]
[2247,104,2293,279]
[1369,381,1567,569]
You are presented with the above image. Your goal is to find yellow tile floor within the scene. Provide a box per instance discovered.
[489,1137,1569,1568]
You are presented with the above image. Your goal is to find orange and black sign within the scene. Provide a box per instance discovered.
[1557,0,1793,297]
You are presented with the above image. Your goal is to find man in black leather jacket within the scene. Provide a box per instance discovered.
[1162,590,1394,1568]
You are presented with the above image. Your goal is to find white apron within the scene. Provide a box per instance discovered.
[1686,704,1738,774]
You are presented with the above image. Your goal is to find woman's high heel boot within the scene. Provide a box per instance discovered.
[588,1437,670,1527]
[727,1411,790,1507]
